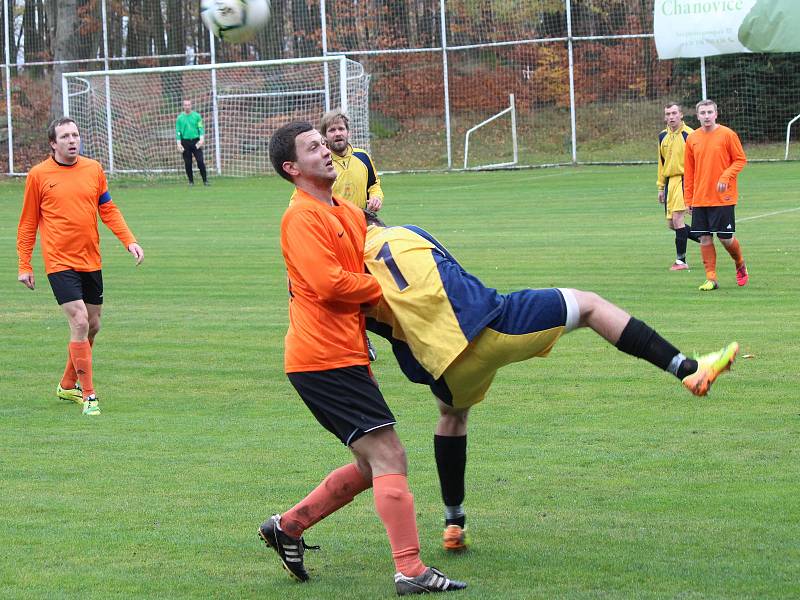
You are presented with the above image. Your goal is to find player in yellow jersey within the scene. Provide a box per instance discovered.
[320,109,383,212]
[362,212,738,551]
[658,102,700,270]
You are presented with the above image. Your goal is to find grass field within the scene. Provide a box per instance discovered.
[1,163,798,599]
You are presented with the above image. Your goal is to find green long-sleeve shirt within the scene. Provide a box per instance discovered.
[176,111,205,140]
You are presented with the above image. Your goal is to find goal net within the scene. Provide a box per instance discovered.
[62,57,370,177]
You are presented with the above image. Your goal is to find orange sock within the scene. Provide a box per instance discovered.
[60,350,78,389]
[69,340,94,398]
[281,463,372,539]
[61,337,94,390]
[700,243,717,281]
[373,473,426,577]
[723,238,744,268]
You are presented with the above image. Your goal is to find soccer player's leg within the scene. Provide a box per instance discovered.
[692,208,718,289]
[434,400,470,551]
[566,288,737,396]
[715,206,747,286]
[49,271,99,413]
[433,288,568,550]
[666,178,690,270]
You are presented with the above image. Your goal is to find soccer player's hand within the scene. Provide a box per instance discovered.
[717,180,728,193]
[657,189,665,204]
[18,272,35,290]
[128,243,144,265]
[197,137,204,149]
[177,141,183,151]
[367,196,383,211]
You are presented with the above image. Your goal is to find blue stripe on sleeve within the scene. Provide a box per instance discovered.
[353,151,377,189]
[98,191,112,205]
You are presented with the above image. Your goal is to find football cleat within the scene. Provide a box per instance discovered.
[736,263,749,287]
[258,514,318,582]
[698,279,719,291]
[57,383,83,404]
[670,261,689,271]
[395,566,467,595]
[82,397,101,416]
[682,342,739,396]
[442,525,469,552]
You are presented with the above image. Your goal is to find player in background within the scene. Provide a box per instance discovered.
[320,108,383,360]
[260,121,465,596]
[16,117,144,416]
[684,99,748,291]
[320,109,384,212]
[361,211,738,551]
[657,102,700,270]
[175,99,209,186]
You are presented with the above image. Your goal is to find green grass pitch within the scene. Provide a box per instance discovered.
[1,163,798,599]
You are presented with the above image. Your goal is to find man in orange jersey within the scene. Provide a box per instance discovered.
[684,100,748,291]
[17,117,144,416]
[259,121,465,596]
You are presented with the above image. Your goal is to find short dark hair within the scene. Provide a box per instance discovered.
[48,117,78,143]
[269,121,314,182]
[664,101,682,111]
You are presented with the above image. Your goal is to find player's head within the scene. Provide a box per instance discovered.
[48,117,80,163]
[320,109,350,156]
[695,99,718,129]
[269,121,336,184]
[182,100,192,113]
[663,102,683,130]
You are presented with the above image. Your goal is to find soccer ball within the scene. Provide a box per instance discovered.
[200,0,271,44]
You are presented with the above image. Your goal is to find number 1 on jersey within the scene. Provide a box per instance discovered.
[376,242,409,291]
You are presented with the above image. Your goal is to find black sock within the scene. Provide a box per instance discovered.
[434,434,467,526]
[675,226,688,261]
[685,225,701,243]
[615,317,684,375]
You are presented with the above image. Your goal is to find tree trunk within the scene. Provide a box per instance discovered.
[49,0,79,119]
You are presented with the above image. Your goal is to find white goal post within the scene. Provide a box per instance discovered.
[463,94,518,170]
[62,56,370,177]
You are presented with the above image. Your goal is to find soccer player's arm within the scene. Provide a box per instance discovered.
[96,168,138,250]
[17,171,41,283]
[656,139,666,201]
[284,211,382,304]
[366,153,383,200]
[683,139,695,208]
[720,131,747,185]
[196,115,205,146]
[176,115,183,149]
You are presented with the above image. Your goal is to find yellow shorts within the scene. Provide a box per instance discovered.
[442,324,565,409]
[664,175,686,220]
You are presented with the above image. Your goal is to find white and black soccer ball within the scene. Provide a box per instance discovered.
[200,0,271,44]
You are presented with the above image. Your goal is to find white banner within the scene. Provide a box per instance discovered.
[654,0,800,59]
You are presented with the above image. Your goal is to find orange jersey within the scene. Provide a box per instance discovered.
[281,188,382,373]
[684,125,747,207]
[17,156,137,275]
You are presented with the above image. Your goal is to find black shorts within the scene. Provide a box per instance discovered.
[287,365,396,446]
[47,269,104,305]
[691,205,736,239]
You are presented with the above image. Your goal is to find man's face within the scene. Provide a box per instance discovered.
[324,118,350,155]
[50,122,80,164]
[183,101,192,113]
[697,104,718,129]
[286,129,337,184]
[664,105,683,130]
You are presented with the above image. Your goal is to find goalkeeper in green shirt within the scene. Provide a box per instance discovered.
[175,100,209,186]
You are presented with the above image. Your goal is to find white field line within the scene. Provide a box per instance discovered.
[739,206,800,222]
[429,169,604,192]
